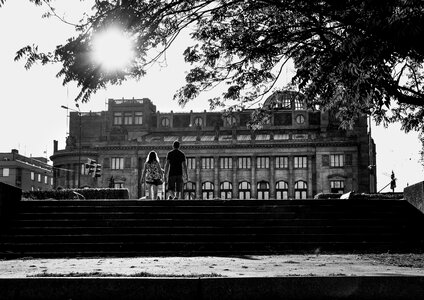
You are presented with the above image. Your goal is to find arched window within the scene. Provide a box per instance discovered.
[238,181,251,200]
[202,181,214,199]
[161,117,170,127]
[294,181,308,199]
[257,181,270,200]
[276,181,289,200]
[220,181,232,199]
[184,182,196,200]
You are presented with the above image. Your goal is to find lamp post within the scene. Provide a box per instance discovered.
[61,105,82,188]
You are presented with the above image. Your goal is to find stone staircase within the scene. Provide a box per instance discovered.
[0,199,423,258]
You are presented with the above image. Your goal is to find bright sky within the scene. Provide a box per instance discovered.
[0,0,422,191]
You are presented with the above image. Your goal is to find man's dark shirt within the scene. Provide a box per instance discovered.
[166,149,186,176]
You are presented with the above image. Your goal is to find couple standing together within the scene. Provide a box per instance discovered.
[141,140,188,200]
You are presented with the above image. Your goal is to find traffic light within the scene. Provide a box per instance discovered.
[85,159,96,175]
[94,163,102,178]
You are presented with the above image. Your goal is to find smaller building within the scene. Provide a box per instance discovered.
[0,149,54,192]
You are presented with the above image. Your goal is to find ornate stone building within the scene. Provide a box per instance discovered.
[50,92,376,199]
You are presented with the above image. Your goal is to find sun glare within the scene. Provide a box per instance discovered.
[92,27,135,71]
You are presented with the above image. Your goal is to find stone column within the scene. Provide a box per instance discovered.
[307,155,314,198]
[214,156,219,198]
[137,156,143,199]
[288,156,295,199]
[310,154,317,197]
[232,156,238,199]
[270,156,276,199]
[251,155,257,199]
[66,163,71,188]
[196,157,202,199]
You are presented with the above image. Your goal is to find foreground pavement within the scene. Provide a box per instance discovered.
[1,254,424,278]
[1,255,424,300]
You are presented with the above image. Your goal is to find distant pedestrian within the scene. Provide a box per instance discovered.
[141,151,164,200]
[164,140,188,200]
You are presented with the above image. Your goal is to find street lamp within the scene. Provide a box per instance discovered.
[61,104,82,188]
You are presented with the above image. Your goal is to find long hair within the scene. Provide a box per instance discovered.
[146,151,159,163]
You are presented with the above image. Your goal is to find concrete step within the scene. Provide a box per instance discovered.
[6,225,414,235]
[17,200,409,211]
[2,241,422,256]
[1,199,423,258]
[9,217,420,227]
[2,232,417,243]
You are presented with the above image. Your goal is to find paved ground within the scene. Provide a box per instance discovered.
[1,254,424,278]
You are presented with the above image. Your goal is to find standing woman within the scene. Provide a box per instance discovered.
[141,151,164,200]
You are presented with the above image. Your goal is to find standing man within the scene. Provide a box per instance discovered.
[164,140,188,200]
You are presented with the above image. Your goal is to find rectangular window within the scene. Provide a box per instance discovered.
[201,157,214,169]
[239,190,251,200]
[238,157,251,169]
[186,157,196,169]
[294,156,307,168]
[113,112,123,125]
[37,174,41,182]
[31,171,35,181]
[256,157,269,169]
[124,112,133,125]
[220,157,232,169]
[276,156,288,169]
[330,154,344,167]
[330,180,345,194]
[50,177,54,186]
[2,168,9,177]
[134,112,143,124]
[44,176,48,184]
[111,157,124,169]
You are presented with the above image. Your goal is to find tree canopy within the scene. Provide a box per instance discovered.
[6,0,424,135]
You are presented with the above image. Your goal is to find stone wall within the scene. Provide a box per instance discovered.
[403,181,424,213]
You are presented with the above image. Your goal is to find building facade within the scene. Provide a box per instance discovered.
[0,149,54,191]
[50,92,377,199]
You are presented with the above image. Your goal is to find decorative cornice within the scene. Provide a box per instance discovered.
[52,140,358,156]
